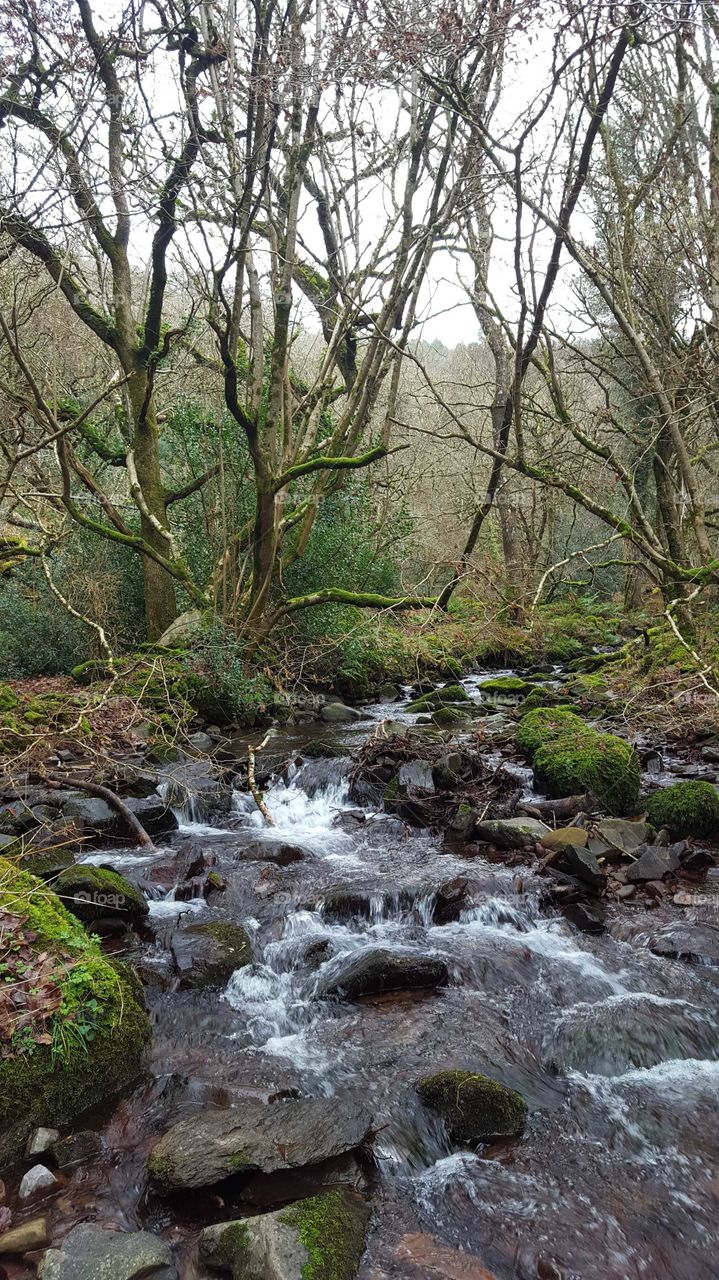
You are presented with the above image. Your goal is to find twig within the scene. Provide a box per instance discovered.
[247,730,274,827]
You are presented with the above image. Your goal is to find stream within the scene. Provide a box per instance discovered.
[9,671,719,1279]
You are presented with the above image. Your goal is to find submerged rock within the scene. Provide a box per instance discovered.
[473,816,550,849]
[199,1189,370,1280]
[38,1223,177,1280]
[147,1098,373,1189]
[416,1070,526,1145]
[316,948,448,1000]
[171,921,253,988]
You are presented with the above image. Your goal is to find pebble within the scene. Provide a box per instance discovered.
[18,1165,58,1203]
[25,1127,59,1159]
[0,1217,50,1254]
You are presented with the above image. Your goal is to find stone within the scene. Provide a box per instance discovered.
[432,753,463,788]
[473,817,550,849]
[53,865,148,926]
[316,948,448,1000]
[199,1189,370,1280]
[18,1164,58,1203]
[648,922,719,965]
[556,845,604,887]
[394,1232,499,1280]
[38,1224,177,1280]
[448,806,477,839]
[588,817,650,855]
[147,1097,373,1190]
[617,884,636,899]
[433,877,471,924]
[60,794,177,843]
[188,731,215,753]
[51,1130,103,1170]
[562,900,606,934]
[0,1217,50,1255]
[540,826,588,849]
[320,703,362,723]
[238,838,304,865]
[416,1070,526,1145]
[171,921,253,988]
[397,760,435,792]
[25,1127,59,1158]
[378,682,400,702]
[625,844,681,883]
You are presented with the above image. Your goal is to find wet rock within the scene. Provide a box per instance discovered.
[147,1097,373,1189]
[0,1217,50,1255]
[397,759,435,792]
[562,900,606,934]
[316,948,448,1000]
[617,884,636,900]
[433,877,471,924]
[647,922,719,965]
[25,1127,59,1158]
[188,731,214,753]
[625,844,681,883]
[416,1069,526,1144]
[238,838,304,865]
[394,1232,499,1280]
[59,793,177,843]
[51,1130,103,1170]
[473,817,550,849]
[543,994,717,1074]
[54,865,148,927]
[296,937,334,970]
[318,889,375,920]
[199,1189,370,1280]
[171,921,252,988]
[540,826,588,849]
[377,682,400,702]
[124,797,178,839]
[448,805,477,839]
[38,1224,177,1280]
[320,702,362,724]
[556,845,604,887]
[679,846,716,873]
[18,1164,58,1203]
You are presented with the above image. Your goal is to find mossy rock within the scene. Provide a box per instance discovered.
[406,683,471,713]
[53,864,148,925]
[566,673,611,705]
[479,675,532,695]
[0,858,150,1167]
[544,635,584,662]
[533,730,640,816]
[515,707,587,758]
[519,689,575,715]
[0,684,18,713]
[416,1069,526,1145]
[200,1189,370,1280]
[646,781,719,840]
[431,705,472,728]
[171,920,253,988]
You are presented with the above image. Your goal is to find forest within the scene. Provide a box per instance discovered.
[1,1,719,1278]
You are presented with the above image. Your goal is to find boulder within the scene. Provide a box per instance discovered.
[646,780,719,839]
[38,1224,177,1280]
[238,838,304,866]
[416,1070,526,1145]
[320,703,362,724]
[60,794,177,843]
[625,845,681,883]
[647,923,719,966]
[562,900,606,934]
[147,1098,373,1190]
[199,1189,370,1280]
[188,731,215,753]
[432,753,462,788]
[473,817,550,849]
[54,865,148,927]
[171,921,253,988]
[540,826,588,850]
[316,948,448,1000]
[433,877,471,924]
[587,817,650,856]
[18,1164,58,1203]
[0,1217,50,1255]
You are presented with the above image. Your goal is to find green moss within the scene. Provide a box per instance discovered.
[406,683,471,713]
[480,675,532,694]
[416,1069,526,1145]
[194,921,252,961]
[0,859,149,1167]
[0,684,18,713]
[519,688,575,714]
[533,730,640,815]
[516,707,587,758]
[432,705,471,727]
[54,864,147,920]
[544,635,584,662]
[280,1190,370,1280]
[646,780,719,839]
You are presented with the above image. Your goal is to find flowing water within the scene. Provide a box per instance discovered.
[8,675,719,1279]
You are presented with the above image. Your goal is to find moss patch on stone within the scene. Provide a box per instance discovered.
[416,1069,526,1145]
[480,675,532,695]
[0,858,149,1167]
[515,707,587,757]
[516,708,640,815]
[646,780,719,839]
[406,683,471,713]
[54,864,148,921]
[280,1190,370,1280]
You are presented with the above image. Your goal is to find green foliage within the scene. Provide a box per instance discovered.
[279,1190,370,1280]
[189,623,274,724]
[646,781,719,838]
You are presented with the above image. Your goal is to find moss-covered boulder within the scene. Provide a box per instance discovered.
[0,858,150,1167]
[646,781,719,840]
[199,1189,370,1280]
[479,675,532,696]
[406,683,471,713]
[516,708,640,815]
[519,688,574,715]
[416,1069,526,1145]
[53,865,149,927]
[170,921,253,988]
[515,707,587,757]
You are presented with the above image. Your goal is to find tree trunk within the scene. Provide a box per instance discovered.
[127,372,177,639]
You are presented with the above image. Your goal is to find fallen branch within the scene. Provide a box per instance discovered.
[43,773,157,849]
